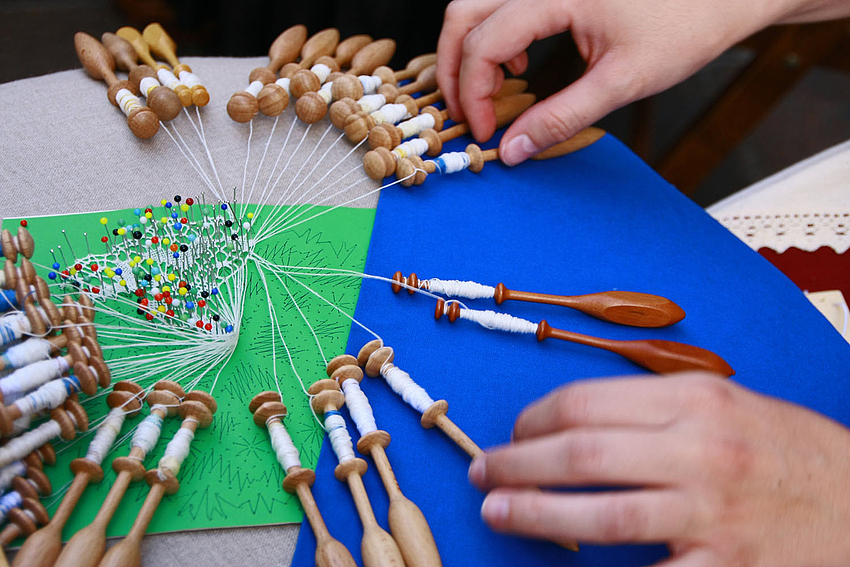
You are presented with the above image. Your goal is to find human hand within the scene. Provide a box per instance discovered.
[436,0,793,166]
[468,373,850,565]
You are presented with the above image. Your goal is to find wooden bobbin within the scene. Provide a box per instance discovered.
[0,341,102,436]
[368,106,446,150]
[393,53,436,83]
[308,380,404,567]
[0,498,49,547]
[395,64,437,97]
[2,257,37,290]
[56,381,183,567]
[293,27,341,72]
[114,26,192,108]
[327,79,399,128]
[1,227,34,262]
[343,94,419,144]
[98,390,215,567]
[249,392,357,567]
[101,32,182,121]
[363,92,536,180]
[74,32,159,139]
[143,23,209,107]
[346,38,394,76]
[12,383,142,567]
[395,143,492,187]
[326,356,442,567]
[358,341,484,459]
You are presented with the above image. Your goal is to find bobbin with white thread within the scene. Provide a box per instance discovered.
[55,380,184,567]
[308,378,405,567]
[101,32,181,121]
[0,327,82,372]
[368,106,446,150]
[0,398,88,470]
[97,390,215,567]
[0,497,49,547]
[363,93,535,179]
[358,340,484,459]
[343,95,420,143]
[143,23,209,107]
[13,381,143,567]
[74,32,159,139]
[328,83,401,129]
[114,26,191,107]
[326,355,443,567]
[249,391,357,567]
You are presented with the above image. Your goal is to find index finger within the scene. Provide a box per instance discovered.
[512,373,723,441]
[436,0,510,123]
[458,0,574,141]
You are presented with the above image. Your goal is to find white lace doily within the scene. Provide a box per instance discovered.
[708,139,850,253]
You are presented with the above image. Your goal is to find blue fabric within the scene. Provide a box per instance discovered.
[0,290,17,312]
[292,134,850,566]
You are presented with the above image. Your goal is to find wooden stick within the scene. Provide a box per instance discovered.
[363,93,536,179]
[142,23,209,106]
[74,32,159,139]
[309,380,405,567]
[436,301,734,376]
[249,392,356,567]
[54,381,184,567]
[0,498,49,546]
[391,270,685,328]
[11,382,143,567]
[100,32,181,121]
[98,390,216,567]
[326,357,442,567]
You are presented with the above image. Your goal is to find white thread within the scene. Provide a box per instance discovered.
[341,378,377,436]
[157,68,182,91]
[433,151,471,175]
[382,364,435,414]
[457,307,538,334]
[0,491,23,524]
[114,88,143,116]
[267,419,301,471]
[177,70,202,89]
[398,113,436,139]
[427,279,496,299]
[311,64,332,84]
[0,357,69,400]
[131,406,165,454]
[372,103,411,126]
[324,411,354,463]
[357,94,385,113]
[84,407,125,466]
[392,138,430,160]
[11,415,31,437]
[2,338,52,369]
[0,315,31,346]
[0,461,26,493]
[13,375,78,416]
[359,75,382,94]
[317,82,333,105]
[158,420,196,477]
[274,77,291,96]
[0,419,62,468]
[246,80,264,98]
[139,76,160,97]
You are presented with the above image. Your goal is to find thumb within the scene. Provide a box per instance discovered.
[499,58,632,166]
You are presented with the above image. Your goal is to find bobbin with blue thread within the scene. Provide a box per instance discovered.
[0,496,49,547]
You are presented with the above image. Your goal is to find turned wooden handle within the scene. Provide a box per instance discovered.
[268,24,308,72]
[395,53,437,82]
[142,23,179,68]
[101,32,137,71]
[349,38,396,75]
[300,28,340,68]
[531,127,606,159]
[495,285,685,328]
[537,320,734,376]
[74,32,115,81]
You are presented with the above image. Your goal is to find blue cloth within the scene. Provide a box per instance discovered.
[292,134,850,566]
[0,290,17,312]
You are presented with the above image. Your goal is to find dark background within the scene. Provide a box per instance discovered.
[2,0,849,206]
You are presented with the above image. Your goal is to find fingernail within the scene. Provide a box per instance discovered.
[501,134,537,166]
[468,455,486,486]
[482,493,510,523]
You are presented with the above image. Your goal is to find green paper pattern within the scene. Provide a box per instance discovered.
[2,201,374,539]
